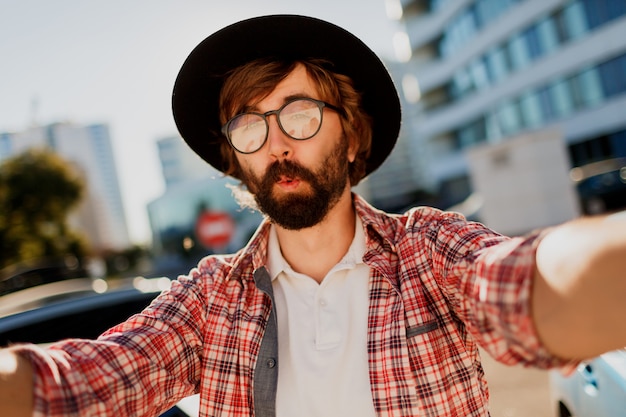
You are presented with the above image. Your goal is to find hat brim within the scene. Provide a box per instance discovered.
[172,14,401,177]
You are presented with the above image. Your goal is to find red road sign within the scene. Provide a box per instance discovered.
[195,211,235,248]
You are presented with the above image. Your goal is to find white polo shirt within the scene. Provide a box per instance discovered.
[267,216,376,417]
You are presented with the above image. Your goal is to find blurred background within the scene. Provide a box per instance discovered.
[1,0,625,288]
[1,1,625,415]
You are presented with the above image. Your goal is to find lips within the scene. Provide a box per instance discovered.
[276,175,301,190]
[262,160,314,191]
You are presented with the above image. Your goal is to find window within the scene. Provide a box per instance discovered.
[598,55,626,98]
[582,0,610,29]
[476,0,498,24]
[439,11,479,58]
[485,111,503,142]
[537,86,555,120]
[437,0,525,58]
[464,52,625,147]
[430,0,453,13]
[469,58,490,91]
[549,78,575,118]
[609,130,626,158]
[497,100,522,136]
[486,46,510,83]
[574,67,605,108]
[523,26,542,59]
[561,1,589,41]
[456,127,474,149]
[569,136,614,166]
[508,33,531,70]
[536,17,560,55]
[451,69,473,99]
[519,91,544,128]
[456,118,487,149]
[607,0,626,21]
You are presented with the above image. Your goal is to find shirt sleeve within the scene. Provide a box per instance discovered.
[12,273,208,417]
[421,210,578,370]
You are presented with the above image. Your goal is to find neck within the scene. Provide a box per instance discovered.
[274,188,356,283]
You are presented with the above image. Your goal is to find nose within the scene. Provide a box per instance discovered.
[266,114,292,160]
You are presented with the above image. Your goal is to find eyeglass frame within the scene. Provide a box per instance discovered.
[221,97,344,154]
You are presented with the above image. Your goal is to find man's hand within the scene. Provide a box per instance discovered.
[532,213,626,359]
[0,348,34,416]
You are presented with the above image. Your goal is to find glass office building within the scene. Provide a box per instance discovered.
[392,0,626,213]
[0,122,130,251]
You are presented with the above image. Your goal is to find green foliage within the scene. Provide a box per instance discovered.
[0,148,90,269]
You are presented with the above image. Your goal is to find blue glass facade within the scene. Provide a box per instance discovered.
[447,0,626,104]
[439,0,525,58]
[454,51,626,151]
[399,0,626,214]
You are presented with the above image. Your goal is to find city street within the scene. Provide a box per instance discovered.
[482,349,554,417]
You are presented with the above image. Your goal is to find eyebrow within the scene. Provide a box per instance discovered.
[242,93,317,114]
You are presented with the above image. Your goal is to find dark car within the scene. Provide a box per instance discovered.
[570,157,626,215]
[0,276,199,416]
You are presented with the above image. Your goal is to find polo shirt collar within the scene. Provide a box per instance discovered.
[266,214,366,281]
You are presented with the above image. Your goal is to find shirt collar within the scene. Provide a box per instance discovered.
[266,214,367,281]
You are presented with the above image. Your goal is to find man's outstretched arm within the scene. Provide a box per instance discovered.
[533,212,626,360]
[0,348,34,417]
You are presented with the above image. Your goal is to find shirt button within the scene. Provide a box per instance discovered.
[266,358,276,368]
[319,299,327,306]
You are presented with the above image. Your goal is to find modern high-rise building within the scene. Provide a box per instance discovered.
[0,122,130,251]
[363,60,431,212]
[156,135,219,189]
[388,0,626,214]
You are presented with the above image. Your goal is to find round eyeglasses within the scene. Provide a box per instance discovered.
[221,97,343,154]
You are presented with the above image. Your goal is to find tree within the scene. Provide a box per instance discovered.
[0,148,90,270]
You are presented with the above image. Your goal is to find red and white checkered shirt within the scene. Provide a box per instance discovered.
[17,194,573,416]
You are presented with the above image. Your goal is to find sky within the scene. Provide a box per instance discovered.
[0,0,400,245]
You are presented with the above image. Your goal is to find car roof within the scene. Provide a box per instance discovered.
[0,277,170,345]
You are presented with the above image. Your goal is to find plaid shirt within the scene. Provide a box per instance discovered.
[18,194,572,416]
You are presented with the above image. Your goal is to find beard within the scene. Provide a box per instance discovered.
[240,138,350,230]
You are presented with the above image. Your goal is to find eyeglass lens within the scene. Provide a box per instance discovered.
[227,99,323,153]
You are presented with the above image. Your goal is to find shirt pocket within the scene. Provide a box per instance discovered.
[405,320,446,381]
[405,320,489,415]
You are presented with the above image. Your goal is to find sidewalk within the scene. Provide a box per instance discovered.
[481,350,554,417]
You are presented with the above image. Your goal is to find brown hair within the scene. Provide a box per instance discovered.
[218,58,373,186]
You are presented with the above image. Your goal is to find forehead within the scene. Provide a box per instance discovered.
[246,64,321,110]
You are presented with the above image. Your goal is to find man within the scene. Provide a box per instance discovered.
[1,14,625,417]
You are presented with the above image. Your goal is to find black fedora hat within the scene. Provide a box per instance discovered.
[172,14,401,177]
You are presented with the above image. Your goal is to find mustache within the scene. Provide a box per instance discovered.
[263,160,317,184]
